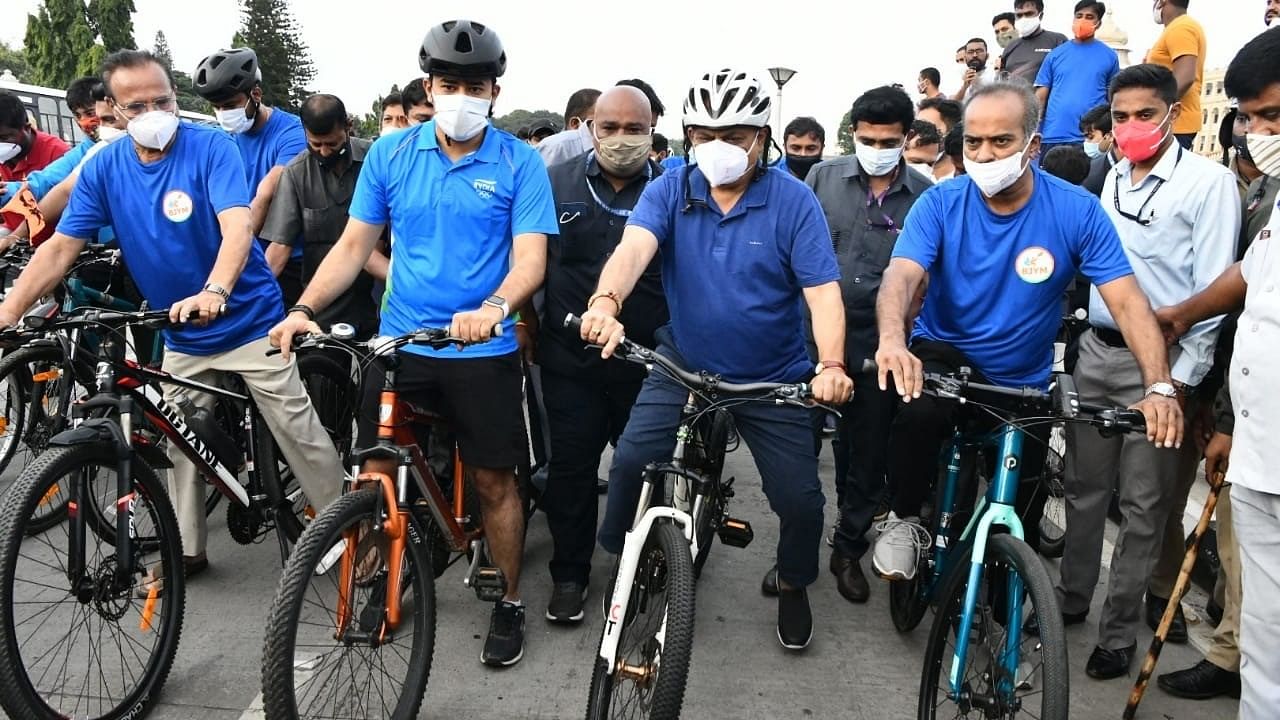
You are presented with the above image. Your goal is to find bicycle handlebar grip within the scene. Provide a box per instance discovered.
[860,358,878,374]
[564,313,583,332]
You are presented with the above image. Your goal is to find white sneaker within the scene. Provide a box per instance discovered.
[872,513,930,580]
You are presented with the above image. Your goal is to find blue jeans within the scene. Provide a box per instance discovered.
[597,336,825,587]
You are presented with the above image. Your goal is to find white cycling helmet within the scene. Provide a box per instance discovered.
[682,69,772,129]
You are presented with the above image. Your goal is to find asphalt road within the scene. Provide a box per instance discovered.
[1,441,1238,720]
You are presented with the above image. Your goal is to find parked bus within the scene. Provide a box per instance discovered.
[0,77,214,143]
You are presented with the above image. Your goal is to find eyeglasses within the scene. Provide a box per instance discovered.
[114,96,177,119]
[1113,177,1165,226]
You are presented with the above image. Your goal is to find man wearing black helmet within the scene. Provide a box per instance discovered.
[192,47,309,307]
[269,20,556,668]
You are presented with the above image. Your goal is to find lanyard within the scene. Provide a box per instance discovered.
[1114,146,1182,226]
[585,151,651,217]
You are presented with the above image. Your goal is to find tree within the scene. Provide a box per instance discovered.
[352,85,400,139]
[231,0,316,111]
[152,30,172,68]
[87,0,136,52]
[0,42,34,83]
[23,0,99,87]
[837,110,854,155]
[152,30,211,114]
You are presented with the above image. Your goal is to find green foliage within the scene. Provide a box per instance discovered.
[0,42,35,83]
[21,0,136,89]
[231,0,316,111]
[87,0,137,52]
[492,108,564,134]
[352,85,400,139]
[837,109,854,155]
[152,31,172,68]
[150,30,211,115]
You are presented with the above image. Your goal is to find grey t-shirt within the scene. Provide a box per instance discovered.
[1001,29,1068,85]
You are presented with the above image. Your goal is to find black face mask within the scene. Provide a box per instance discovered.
[1233,134,1253,164]
[785,154,822,180]
[315,141,350,170]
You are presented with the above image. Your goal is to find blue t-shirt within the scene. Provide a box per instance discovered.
[235,108,307,257]
[628,165,839,384]
[660,156,686,172]
[1035,40,1120,144]
[348,122,557,358]
[26,137,94,200]
[58,123,283,355]
[893,168,1131,388]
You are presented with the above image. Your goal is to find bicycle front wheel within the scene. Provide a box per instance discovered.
[0,444,185,720]
[261,487,436,720]
[585,520,695,720]
[918,534,1067,720]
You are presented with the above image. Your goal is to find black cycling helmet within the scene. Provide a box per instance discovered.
[418,20,507,79]
[192,48,260,102]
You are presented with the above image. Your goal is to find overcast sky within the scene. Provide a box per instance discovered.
[2,0,1269,139]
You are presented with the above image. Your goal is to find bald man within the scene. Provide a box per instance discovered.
[538,86,670,624]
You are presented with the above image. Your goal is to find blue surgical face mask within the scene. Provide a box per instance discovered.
[1082,141,1103,159]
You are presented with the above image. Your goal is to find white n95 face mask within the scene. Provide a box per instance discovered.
[432,94,492,142]
[966,136,1036,197]
[694,137,755,187]
[128,111,180,150]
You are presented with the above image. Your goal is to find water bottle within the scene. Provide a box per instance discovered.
[173,394,243,472]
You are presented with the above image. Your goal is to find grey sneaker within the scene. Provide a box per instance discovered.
[545,581,587,624]
[872,513,930,580]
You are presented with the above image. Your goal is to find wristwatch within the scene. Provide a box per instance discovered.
[203,282,230,299]
[483,294,510,319]
[1145,382,1178,399]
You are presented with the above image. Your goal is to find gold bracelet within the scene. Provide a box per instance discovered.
[588,290,622,313]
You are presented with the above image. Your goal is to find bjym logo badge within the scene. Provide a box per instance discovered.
[473,178,497,199]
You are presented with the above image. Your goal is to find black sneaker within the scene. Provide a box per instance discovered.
[545,582,587,624]
[777,585,813,651]
[481,601,526,667]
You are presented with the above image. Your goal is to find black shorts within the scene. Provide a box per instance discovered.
[356,351,528,470]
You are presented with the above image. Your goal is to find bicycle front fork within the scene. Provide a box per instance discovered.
[949,504,1026,699]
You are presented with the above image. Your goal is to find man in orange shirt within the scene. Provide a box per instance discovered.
[1148,0,1205,149]
[0,91,70,231]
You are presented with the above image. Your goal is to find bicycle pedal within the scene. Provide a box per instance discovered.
[471,566,507,602]
[717,517,754,548]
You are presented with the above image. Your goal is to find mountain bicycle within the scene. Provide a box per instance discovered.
[567,315,832,720]
[876,367,1145,719]
[0,305,311,720]
[260,324,522,720]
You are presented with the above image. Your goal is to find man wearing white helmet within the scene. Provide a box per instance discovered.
[577,69,853,651]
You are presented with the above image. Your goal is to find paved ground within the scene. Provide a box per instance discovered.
[3,441,1238,720]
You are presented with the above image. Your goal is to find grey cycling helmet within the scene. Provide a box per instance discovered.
[418,20,507,79]
[192,48,260,102]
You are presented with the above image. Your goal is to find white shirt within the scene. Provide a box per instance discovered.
[1091,142,1239,386]
[1228,207,1280,495]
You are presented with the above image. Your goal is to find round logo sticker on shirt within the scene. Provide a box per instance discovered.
[1015,246,1055,284]
[163,190,194,223]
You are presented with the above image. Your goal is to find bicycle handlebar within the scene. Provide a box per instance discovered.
[267,322,503,358]
[22,304,202,332]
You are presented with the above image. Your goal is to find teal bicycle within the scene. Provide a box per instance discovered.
[878,368,1145,720]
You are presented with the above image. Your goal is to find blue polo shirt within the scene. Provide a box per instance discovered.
[1035,39,1120,144]
[348,122,557,358]
[627,165,839,384]
[893,168,1132,389]
[57,123,283,355]
[235,107,307,257]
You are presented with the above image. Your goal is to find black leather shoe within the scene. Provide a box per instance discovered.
[777,585,813,651]
[1145,594,1188,644]
[1157,659,1241,700]
[1022,608,1088,637]
[829,551,870,603]
[1205,598,1224,628]
[761,565,779,597]
[1086,643,1136,680]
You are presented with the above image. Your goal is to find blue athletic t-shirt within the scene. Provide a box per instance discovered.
[58,122,283,355]
[348,122,558,358]
[893,168,1131,388]
[1035,40,1120,144]
[627,165,839,384]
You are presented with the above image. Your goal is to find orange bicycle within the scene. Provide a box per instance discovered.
[259,325,513,720]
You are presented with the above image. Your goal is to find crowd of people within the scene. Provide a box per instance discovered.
[0,0,1277,716]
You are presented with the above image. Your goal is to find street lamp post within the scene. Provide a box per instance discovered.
[767,66,797,131]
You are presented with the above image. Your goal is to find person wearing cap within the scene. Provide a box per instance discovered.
[576,68,852,652]
[192,47,309,307]
[269,19,556,668]
[527,119,558,146]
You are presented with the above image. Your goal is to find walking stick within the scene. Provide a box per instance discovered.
[1123,470,1227,719]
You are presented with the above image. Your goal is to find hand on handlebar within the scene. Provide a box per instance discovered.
[1130,393,1183,449]
[268,312,322,363]
[812,369,853,405]
[169,290,226,328]
[875,341,923,401]
[449,305,504,345]
[578,304,626,359]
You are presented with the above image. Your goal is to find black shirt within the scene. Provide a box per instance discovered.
[261,138,378,337]
[1001,28,1068,85]
[538,152,667,379]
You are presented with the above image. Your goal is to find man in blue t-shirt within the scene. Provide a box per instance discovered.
[1034,1,1120,160]
[0,49,343,583]
[269,21,555,668]
[193,47,310,306]
[577,69,853,652]
[869,78,1182,582]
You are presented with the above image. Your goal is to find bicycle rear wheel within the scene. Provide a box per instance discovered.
[0,444,184,720]
[918,534,1067,720]
[1037,426,1067,559]
[261,487,436,720]
[585,520,694,720]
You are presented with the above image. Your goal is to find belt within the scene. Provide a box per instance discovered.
[1092,326,1127,349]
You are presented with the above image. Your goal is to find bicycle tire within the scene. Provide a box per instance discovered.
[0,443,185,720]
[690,410,732,578]
[1037,426,1067,559]
[918,534,1068,720]
[585,520,695,720]
[0,345,79,533]
[296,351,357,457]
[261,487,436,720]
